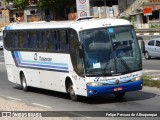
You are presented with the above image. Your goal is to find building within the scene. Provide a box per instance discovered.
[0,0,10,28]
[2,0,140,23]
[129,0,160,29]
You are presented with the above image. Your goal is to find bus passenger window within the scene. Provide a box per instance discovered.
[18,31,25,49]
[13,32,18,49]
[59,30,68,51]
[5,32,13,49]
[54,31,59,50]
[22,32,28,49]
[37,31,46,50]
[46,31,54,50]
[28,31,36,49]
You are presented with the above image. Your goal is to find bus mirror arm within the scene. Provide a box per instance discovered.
[79,43,84,58]
[137,37,143,41]
[137,37,145,53]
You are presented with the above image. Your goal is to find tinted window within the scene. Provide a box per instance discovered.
[59,30,68,51]
[148,40,155,46]
[3,29,71,53]
[4,32,13,49]
[13,32,18,49]
[22,32,28,49]
[54,31,59,50]
[28,31,36,49]
[156,40,160,47]
[18,31,25,49]
[69,30,84,76]
[46,31,55,50]
[37,31,46,50]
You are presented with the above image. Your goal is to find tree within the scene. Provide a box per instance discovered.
[5,0,28,9]
[38,0,70,20]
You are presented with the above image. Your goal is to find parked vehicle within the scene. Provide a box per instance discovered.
[0,32,3,49]
[144,38,160,59]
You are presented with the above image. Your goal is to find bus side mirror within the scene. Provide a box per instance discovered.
[79,48,83,58]
[137,37,143,41]
[141,40,145,53]
[137,37,145,53]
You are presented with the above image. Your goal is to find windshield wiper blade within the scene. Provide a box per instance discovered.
[116,53,131,72]
[102,60,115,76]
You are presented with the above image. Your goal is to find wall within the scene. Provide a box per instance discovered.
[0,10,9,23]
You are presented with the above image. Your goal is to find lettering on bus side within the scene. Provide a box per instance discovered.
[39,56,52,62]
[34,53,52,62]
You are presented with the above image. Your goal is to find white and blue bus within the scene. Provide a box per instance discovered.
[3,18,143,101]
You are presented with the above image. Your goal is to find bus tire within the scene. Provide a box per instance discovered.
[68,81,78,101]
[114,92,125,98]
[20,73,28,91]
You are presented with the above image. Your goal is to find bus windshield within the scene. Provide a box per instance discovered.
[80,26,142,76]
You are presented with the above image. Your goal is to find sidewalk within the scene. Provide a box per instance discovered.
[0,97,71,120]
[143,69,160,80]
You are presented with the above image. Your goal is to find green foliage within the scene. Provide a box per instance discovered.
[5,0,28,9]
[38,0,70,20]
[120,16,129,21]
[38,0,68,11]
[143,76,160,88]
[150,24,160,28]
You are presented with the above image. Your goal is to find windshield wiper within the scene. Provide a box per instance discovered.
[102,62,112,76]
[116,53,131,72]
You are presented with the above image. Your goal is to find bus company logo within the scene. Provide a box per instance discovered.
[34,53,37,61]
[116,79,120,84]
[2,112,12,117]
[79,0,86,4]
[94,77,100,82]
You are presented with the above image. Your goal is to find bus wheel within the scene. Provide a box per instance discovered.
[114,92,125,98]
[68,82,78,101]
[20,73,28,91]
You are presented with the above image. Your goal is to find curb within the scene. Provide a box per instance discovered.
[143,69,160,81]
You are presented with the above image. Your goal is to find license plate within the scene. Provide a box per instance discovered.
[114,87,123,91]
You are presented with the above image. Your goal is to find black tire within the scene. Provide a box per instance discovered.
[144,52,151,60]
[68,82,78,101]
[114,92,125,98]
[20,73,28,91]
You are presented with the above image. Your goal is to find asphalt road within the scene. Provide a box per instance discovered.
[0,50,160,119]
[141,52,160,70]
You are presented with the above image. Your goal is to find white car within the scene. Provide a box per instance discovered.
[144,38,160,59]
[0,32,3,49]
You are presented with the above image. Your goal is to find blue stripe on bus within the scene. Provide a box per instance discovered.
[87,80,143,97]
[13,51,69,71]
[4,26,13,30]
[17,51,68,67]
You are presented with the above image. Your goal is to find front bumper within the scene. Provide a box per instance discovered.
[86,80,143,97]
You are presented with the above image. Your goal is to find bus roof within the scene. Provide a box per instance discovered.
[4,18,131,31]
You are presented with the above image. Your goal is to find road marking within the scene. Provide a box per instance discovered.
[6,96,21,101]
[0,62,4,65]
[32,103,52,109]
[143,69,160,72]
[68,112,87,117]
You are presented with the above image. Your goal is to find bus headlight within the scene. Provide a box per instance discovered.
[131,76,143,81]
[87,82,103,86]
